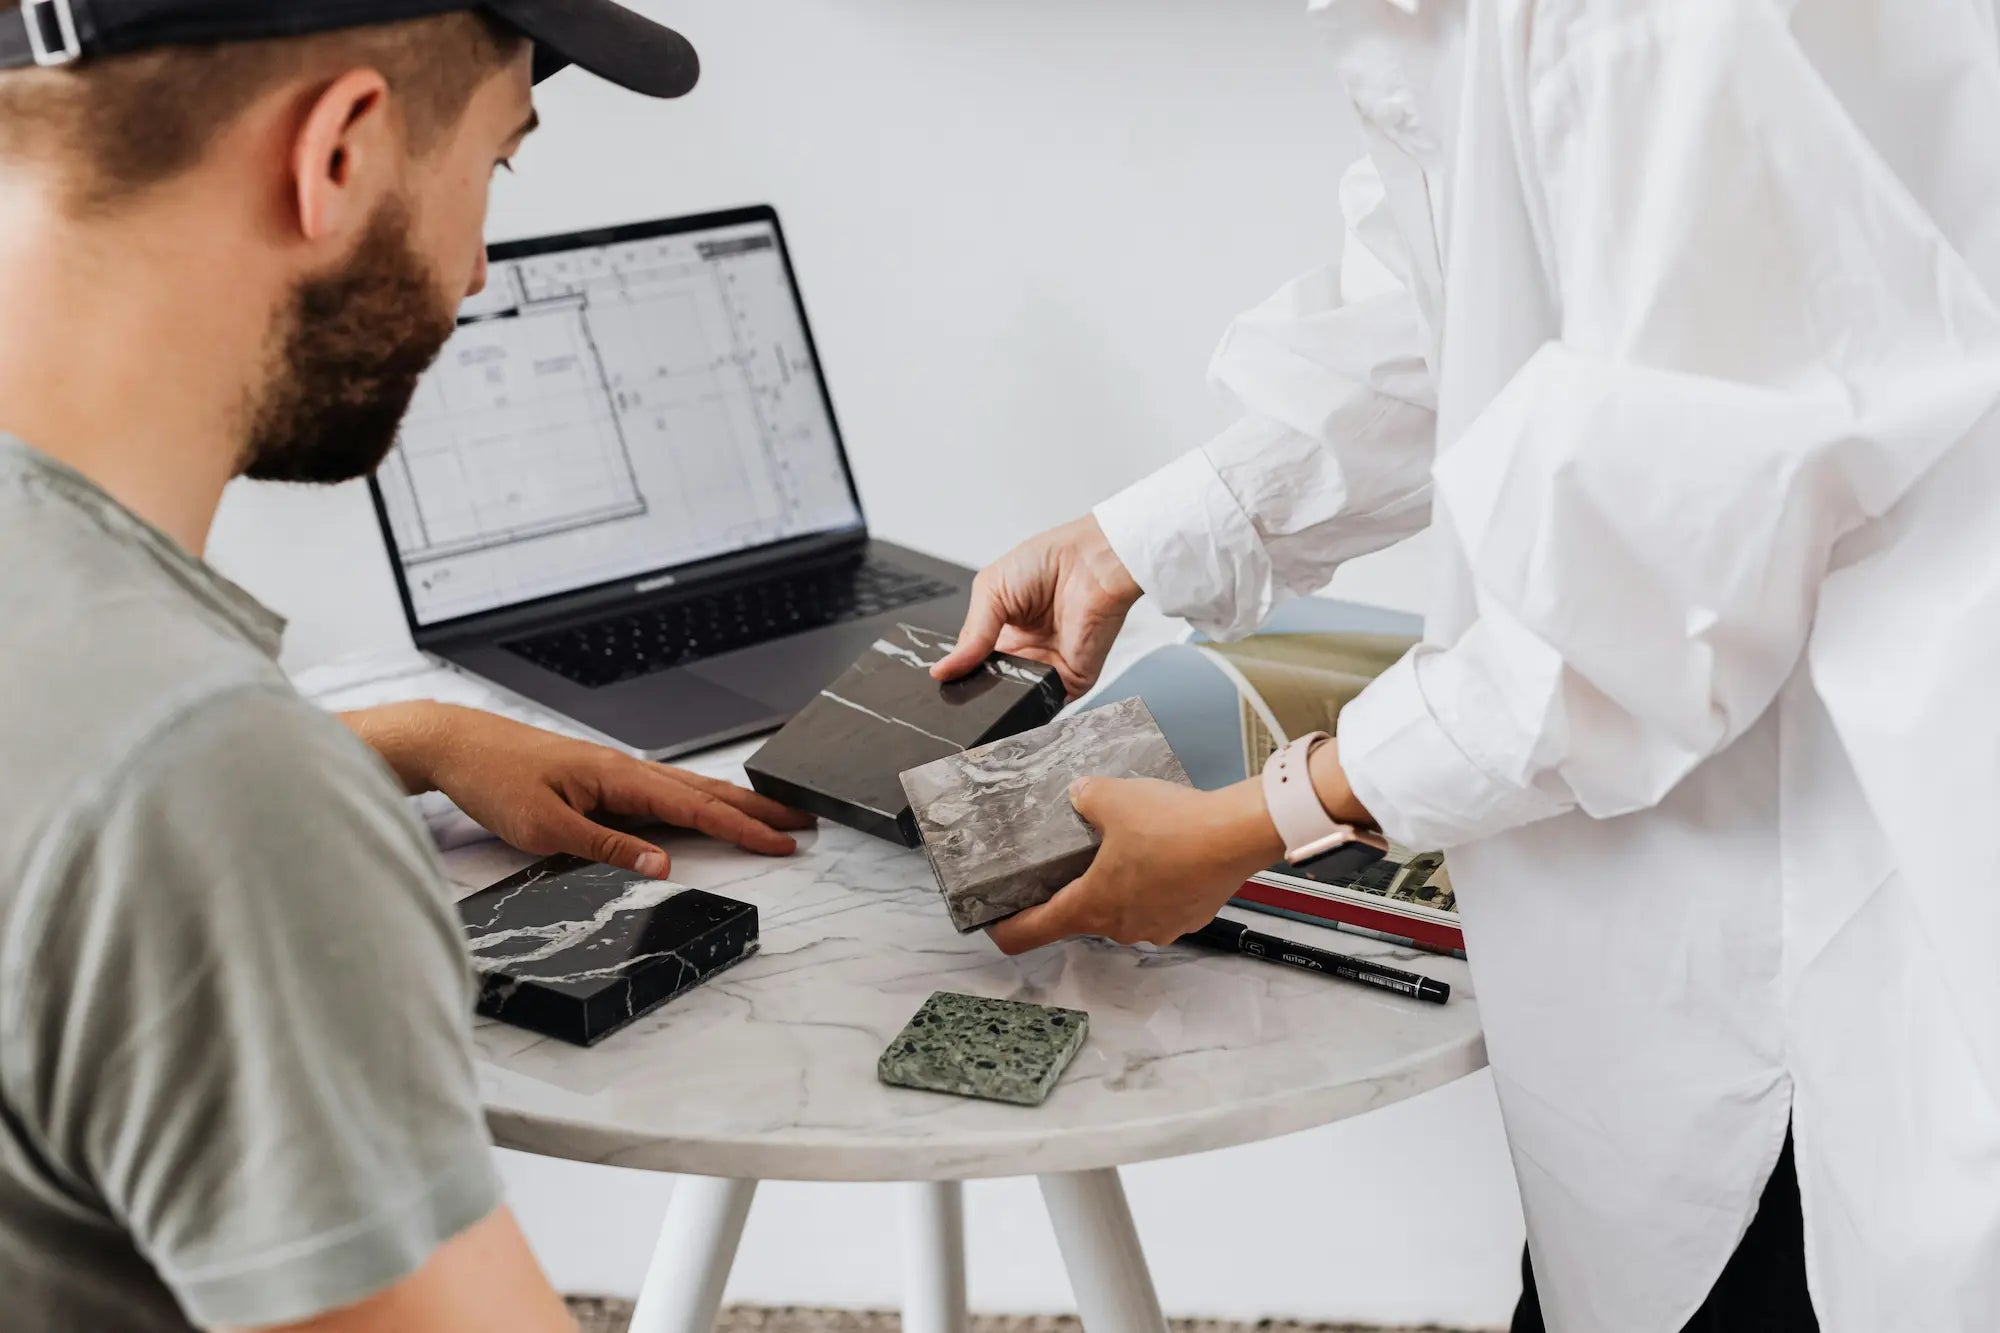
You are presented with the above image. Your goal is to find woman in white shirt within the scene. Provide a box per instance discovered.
[934,3,2000,1330]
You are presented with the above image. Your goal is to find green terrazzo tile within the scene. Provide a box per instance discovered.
[878,992,1089,1106]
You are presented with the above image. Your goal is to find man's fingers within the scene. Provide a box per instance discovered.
[665,767,817,831]
[608,767,799,857]
[540,805,672,878]
[932,588,1007,681]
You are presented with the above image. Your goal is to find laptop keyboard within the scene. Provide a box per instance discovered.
[504,558,959,690]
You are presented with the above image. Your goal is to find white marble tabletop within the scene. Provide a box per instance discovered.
[439,741,1482,1183]
[309,606,1485,1184]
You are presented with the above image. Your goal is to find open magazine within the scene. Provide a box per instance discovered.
[1194,633,1466,958]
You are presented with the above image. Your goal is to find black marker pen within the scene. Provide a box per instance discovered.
[1181,917,1451,1005]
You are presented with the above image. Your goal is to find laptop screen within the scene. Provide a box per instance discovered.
[371,211,864,629]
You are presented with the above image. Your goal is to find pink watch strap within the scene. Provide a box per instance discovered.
[1261,731,1387,865]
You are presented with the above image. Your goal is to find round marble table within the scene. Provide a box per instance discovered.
[440,741,1484,1333]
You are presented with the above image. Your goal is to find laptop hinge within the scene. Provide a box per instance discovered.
[417,528,872,650]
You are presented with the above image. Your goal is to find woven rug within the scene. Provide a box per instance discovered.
[563,1304,1487,1333]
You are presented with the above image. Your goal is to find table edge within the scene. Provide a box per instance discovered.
[484,1031,1489,1181]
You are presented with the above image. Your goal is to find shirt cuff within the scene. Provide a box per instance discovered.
[1338,642,1573,850]
[1094,444,1273,641]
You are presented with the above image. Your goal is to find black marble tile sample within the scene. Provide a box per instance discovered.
[745,623,1065,846]
[459,855,758,1047]
[878,991,1090,1106]
[901,696,1194,933]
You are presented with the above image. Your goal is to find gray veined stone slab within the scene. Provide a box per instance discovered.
[900,696,1192,934]
[877,991,1090,1106]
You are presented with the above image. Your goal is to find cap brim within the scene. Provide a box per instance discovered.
[487,0,700,98]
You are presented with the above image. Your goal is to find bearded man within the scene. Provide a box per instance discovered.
[0,4,812,1329]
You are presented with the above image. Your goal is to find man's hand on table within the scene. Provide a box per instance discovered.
[931,514,1143,698]
[988,740,1376,956]
[343,702,814,878]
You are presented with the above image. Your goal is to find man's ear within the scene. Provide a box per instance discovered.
[290,68,398,246]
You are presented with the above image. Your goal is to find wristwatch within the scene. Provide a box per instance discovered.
[1261,731,1389,866]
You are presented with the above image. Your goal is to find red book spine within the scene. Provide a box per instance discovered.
[1232,879,1466,956]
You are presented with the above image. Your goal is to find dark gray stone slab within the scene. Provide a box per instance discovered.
[900,696,1192,933]
[877,991,1089,1106]
[459,855,758,1046]
[746,624,1064,846]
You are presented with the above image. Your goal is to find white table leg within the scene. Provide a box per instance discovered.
[627,1175,759,1333]
[903,1181,970,1333]
[1038,1169,1168,1333]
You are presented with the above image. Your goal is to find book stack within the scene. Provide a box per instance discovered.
[1234,845,1464,958]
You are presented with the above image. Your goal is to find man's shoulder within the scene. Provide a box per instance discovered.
[38,681,433,910]
[0,609,300,892]
[0,476,303,856]
[0,690,496,1333]
[2,683,461,1080]
[9,673,429,906]
[0,449,454,1048]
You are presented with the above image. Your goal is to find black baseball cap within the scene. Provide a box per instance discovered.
[0,0,700,97]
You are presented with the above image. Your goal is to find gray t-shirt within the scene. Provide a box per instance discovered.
[0,440,502,1330]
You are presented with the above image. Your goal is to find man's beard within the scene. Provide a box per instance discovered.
[241,199,458,484]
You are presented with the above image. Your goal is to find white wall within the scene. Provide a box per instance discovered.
[209,0,1515,1324]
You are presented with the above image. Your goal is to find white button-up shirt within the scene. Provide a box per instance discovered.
[1095,2,2000,1329]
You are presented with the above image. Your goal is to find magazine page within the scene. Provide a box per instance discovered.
[1263,843,1457,919]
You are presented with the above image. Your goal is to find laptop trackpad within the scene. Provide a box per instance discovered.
[692,622,884,713]
[569,669,778,755]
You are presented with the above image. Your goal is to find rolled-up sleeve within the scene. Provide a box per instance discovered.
[1339,0,2000,849]
[1096,156,1440,640]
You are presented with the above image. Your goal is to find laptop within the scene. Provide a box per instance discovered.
[366,205,974,758]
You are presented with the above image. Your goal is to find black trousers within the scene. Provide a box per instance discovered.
[1512,1131,1818,1333]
